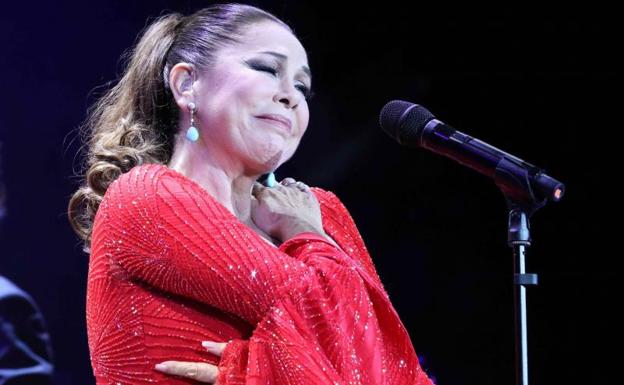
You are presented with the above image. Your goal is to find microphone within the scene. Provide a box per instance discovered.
[379,100,564,205]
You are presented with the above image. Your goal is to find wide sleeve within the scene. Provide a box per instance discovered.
[216,232,434,385]
[311,187,384,288]
[214,189,434,384]
[92,166,433,384]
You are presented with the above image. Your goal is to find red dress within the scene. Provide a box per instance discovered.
[87,163,434,385]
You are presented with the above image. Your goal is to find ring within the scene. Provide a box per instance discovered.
[295,181,309,190]
[280,178,309,190]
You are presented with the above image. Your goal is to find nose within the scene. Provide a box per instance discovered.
[273,79,302,109]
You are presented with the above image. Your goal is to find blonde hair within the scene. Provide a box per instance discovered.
[68,4,291,252]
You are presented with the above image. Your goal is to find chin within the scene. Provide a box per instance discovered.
[264,150,284,170]
[246,150,283,175]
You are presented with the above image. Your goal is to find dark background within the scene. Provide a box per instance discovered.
[0,1,616,384]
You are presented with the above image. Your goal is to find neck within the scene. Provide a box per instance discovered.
[167,136,262,229]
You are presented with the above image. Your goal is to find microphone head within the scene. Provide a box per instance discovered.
[379,100,435,146]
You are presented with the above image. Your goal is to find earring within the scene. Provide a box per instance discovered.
[266,171,277,187]
[186,102,199,142]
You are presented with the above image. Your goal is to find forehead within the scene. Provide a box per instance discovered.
[227,21,309,64]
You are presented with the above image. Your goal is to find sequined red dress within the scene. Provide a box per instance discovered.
[87,164,433,385]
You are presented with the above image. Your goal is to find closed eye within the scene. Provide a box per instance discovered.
[249,62,278,76]
[296,84,315,101]
[248,61,314,101]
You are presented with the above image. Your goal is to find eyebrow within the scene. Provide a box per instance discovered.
[259,51,312,80]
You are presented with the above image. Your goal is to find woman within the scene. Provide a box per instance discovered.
[68,4,434,385]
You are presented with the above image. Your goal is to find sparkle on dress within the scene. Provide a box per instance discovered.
[87,164,434,385]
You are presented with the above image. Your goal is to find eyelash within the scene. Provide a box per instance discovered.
[251,63,315,101]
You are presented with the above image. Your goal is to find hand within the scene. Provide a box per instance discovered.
[251,177,324,241]
[154,340,228,383]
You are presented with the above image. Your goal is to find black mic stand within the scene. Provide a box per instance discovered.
[494,157,558,385]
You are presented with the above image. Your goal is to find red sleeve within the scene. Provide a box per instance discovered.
[96,166,314,325]
[311,187,384,287]
[217,232,434,385]
[93,165,433,385]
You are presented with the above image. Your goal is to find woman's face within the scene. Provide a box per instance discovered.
[193,21,312,175]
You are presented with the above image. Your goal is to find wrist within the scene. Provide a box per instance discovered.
[281,222,325,241]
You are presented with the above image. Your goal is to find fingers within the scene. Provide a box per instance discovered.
[154,340,228,383]
[280,177,296,185]
[155,361,218,383]
[280,178,311,193]
[202,340,228,356]
[292,181,311,194]
[295,181,311,192]
[255,177,311,194]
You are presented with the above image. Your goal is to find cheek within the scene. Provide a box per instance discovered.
[235,74,272,104]
[297,106,310,136]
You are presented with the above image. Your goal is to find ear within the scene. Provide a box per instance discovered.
[169,62,199,111]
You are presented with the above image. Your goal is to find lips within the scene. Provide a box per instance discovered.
[256,114,292,134]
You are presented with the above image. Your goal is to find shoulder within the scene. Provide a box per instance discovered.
[93,164,171,247]
[106,163,231,221]
[109,163,169,193]
[105,163,189,203]
[97,164,168,222]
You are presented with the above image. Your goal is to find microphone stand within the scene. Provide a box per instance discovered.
[494,157,552,385]
[507,203,538,385]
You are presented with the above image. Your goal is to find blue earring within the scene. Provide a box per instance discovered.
[266,172,276,187]
[186,102,199,142]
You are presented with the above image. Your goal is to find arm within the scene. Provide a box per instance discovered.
[157,232,433,385]
[312,187,385,287]
[216,187,434,384]
[216,232,433,385]
[92,167,375,325]
[94,167,432,384]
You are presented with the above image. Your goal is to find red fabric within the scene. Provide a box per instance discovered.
[87,164,434,385]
